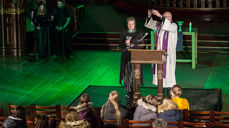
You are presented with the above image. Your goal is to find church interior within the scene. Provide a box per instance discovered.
[0,0,229,127]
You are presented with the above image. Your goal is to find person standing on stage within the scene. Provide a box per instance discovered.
[33,1,50,60]
[119,17,144,106]
[145,9,178,88]
[51,0,72,59]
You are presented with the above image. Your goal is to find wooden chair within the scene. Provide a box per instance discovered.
[208,122,229,128]
[0,116,7,128]
[92,107,102,128]
[168,121,208,128]
[167,121,180,128]
[0,109,2,116]
[34,105,60,126]
[8,104,35,127]
[182,121,208,127]
[183,109,214,122]
[102,119,128,128]
[128,120,154,128]
[213,111,229,123]
[59,106,70,120]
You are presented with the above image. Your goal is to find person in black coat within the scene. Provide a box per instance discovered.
[33,1,50,59]
[119,17,145,107]
[3,106,27,128]
[51,0,72,59]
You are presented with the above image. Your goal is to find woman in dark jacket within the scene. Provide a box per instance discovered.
[158,98,182,127]
[33,1,50,59]
[72,94,96,128]
[119,17,144,107]
[100,91,128,124]
[3,106,27,128]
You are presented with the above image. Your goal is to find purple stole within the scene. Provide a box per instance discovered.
[152,23,169,78]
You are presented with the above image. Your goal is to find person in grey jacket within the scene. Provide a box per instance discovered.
[133,95,159,126]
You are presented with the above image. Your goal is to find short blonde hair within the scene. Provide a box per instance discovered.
[158,98,178,113]
[127,17,136,24]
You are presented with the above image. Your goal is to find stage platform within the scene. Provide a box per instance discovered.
[0,50,229,116]
[70,85,222,111]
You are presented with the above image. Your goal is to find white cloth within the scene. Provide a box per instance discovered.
[145,18,178,88]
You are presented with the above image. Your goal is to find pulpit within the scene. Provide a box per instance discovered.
[0,0,26,56]
[128,49,167,103]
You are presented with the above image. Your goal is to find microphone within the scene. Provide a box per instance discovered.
[126,36,132,49]
[139,32,149,41]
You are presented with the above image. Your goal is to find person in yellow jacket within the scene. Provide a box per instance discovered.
[170,85,190,110]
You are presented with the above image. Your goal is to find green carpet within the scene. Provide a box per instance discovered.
[0,50,229,116]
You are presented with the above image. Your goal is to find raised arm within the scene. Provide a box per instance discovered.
[145,10,157,30]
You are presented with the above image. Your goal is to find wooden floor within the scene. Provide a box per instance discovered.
[0,50,229,116]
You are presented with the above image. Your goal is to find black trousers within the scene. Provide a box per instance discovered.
[36,28,48,59]
[54,29,72,57]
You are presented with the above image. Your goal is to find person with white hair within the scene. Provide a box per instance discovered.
[145,9,178,88]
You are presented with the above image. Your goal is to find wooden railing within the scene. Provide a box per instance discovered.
[123,0,229,8]
[153,0,229,8]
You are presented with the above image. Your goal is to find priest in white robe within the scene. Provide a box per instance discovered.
[145,10,178,88]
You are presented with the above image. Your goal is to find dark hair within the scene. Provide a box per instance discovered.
[38,1,45,7]
[78,94,90,105]
[35,115,49,128]
[57,0,65,3]
[37,1,46,15]
[12,106,26,121]
[172,85,182,97]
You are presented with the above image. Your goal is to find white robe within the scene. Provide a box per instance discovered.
[145,18,177,88]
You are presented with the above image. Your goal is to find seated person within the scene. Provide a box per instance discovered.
[59,109,90,128]
[34,115,49,128]
[158,98,182,127]
[152,118,167,128]
[71,94,96,128]
[170,85,190,110]
[100,91,128,125]
[3,106,27,128]
[133,95,158,123]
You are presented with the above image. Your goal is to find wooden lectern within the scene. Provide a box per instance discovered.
[128,49,167,103]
